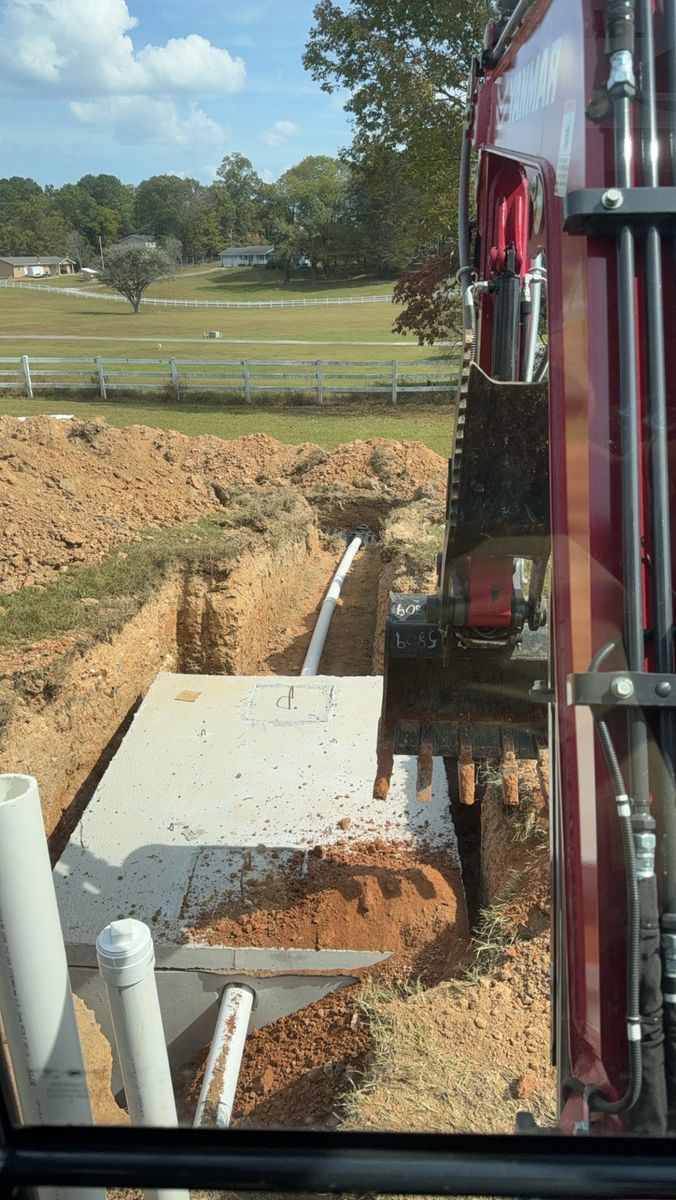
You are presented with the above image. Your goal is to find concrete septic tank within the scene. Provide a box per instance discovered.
[54,672,458,1076]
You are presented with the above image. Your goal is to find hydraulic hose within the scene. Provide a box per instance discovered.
[586,643,642,1114]
[644,0,676,1118]
[458,93,474,349]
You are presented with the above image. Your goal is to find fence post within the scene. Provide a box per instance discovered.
[242,359,251,403]
[21,355,33,399]
[391,360,398,405]
[170,358,180,400]
[95,356,107,401]
[316,360,324,406]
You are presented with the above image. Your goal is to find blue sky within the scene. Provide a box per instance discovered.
[0,0,352,187]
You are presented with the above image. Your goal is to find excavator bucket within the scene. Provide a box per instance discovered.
[375,608,549,805]
[375,363,550,806]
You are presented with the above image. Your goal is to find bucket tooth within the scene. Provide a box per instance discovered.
[416,747,433,804]
[374,742,394,800]
[458,727,476,806]
[500,730,520,806]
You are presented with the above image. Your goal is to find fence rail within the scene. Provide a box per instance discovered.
[0,354,457,405]
[0,280,394,310]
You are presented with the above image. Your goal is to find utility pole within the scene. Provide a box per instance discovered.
[98,235,105,270]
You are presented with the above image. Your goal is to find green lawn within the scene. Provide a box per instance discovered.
[27,264,397,302]
[0,394,454,457]
[0,284,447,365]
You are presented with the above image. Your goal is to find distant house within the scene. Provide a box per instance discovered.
[0,256,76,280]
[220,245,274,268]
[108,234,157,252]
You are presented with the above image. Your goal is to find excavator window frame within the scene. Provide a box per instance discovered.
[2,1076,676,1200]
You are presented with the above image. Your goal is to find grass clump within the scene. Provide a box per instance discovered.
[0,489,310,651]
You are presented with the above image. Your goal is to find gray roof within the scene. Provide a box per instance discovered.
[113,234,156,246]
[220,245,274,256]
[0,256,74,266]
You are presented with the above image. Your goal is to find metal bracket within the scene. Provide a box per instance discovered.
[563,187,676,235]
[530,679,555,704]
[568,672,676,709]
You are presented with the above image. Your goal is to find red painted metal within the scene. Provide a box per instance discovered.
[468,0,675,1130]
[467,557,514,627]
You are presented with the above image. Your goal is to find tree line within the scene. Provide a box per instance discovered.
[0,152,430,279]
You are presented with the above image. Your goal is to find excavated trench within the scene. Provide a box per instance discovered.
[2,513,471,1130]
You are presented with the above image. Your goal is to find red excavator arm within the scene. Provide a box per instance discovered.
[377,0,676,1136]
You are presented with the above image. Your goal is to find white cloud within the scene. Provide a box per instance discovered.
[260,118,299,146]
[0,0,246,97]
[69,96,224,147]
[136,34,245,95]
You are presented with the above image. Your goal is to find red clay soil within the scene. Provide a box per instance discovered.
[187,840,468,982]
[176,982,373,1129]
[0,416,446,592]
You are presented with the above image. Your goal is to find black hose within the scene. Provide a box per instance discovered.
[457,97,473,333]
[585,643,643,1114]
[606,0,636,55]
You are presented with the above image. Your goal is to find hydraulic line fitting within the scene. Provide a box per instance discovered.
[608,49,636,92]
[634,831,656,879]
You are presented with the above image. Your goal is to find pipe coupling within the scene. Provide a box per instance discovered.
[634,831,656,880]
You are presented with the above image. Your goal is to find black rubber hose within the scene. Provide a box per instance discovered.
[606,0,636,56]
[585,643,642,1113]
[636,0,674,1128]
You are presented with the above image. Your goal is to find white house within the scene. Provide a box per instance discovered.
[220,245,275,268]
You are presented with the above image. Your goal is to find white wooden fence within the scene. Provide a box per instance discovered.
[0,280,394,310]
[0,354,457,405]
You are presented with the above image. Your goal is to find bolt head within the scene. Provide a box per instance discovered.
[611,675,634,699]
[656,680,672,698]
[602,188,623,209]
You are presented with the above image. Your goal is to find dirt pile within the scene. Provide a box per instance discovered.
[0,416,446,592]
[187,841,468,981]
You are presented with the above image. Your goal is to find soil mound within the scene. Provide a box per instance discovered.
[0,417,446,592]
[188,841,467,982]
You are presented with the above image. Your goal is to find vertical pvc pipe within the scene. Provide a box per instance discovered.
[193,984,255,1128]
[301,536,363,676]
[0,774,104,1200]
[96,919,188,1200]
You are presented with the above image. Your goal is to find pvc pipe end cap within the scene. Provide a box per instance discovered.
[96,918,155,978]
[0,773,39,807]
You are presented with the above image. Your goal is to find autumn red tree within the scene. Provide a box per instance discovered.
[392,250,459,345]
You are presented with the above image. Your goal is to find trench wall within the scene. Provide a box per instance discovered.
[0,525,319,844]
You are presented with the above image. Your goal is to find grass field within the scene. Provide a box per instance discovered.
[27,263,397,302]
[0,266,454,453]
[0,273,442,364]
[0,394,453,456]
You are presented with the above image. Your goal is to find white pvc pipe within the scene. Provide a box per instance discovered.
[193,983,254,1128]
[96,919,188,1200]
[0,773,104,1200]
[300,536,363,675]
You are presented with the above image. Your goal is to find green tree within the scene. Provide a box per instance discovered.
[1,195,70,255]
[98,245,175,313]
[303,1,489,245]
[134,175,208,259]
[276,156,348,279]
[214,153,264,243]
[78,174,135,235]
